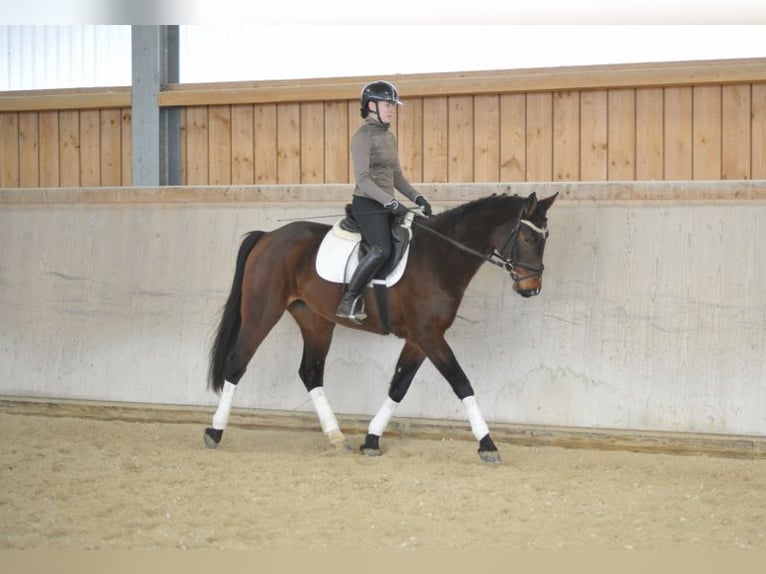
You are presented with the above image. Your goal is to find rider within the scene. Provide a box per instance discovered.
[335,80,433,323]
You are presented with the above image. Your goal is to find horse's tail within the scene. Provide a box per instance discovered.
[208,230,265,393]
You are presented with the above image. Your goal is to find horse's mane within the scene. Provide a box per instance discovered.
[417,193,523,231]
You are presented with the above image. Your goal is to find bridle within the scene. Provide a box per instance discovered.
[412,215,549,285]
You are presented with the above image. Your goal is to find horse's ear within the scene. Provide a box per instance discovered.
[536,192,558,213]
[523,192,538,217]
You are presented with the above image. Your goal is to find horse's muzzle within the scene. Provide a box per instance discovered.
[512,276,542,297]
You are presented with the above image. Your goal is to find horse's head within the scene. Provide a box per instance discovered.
[496,192,557,298]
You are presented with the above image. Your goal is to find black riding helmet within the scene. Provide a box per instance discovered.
[360,80,402,121]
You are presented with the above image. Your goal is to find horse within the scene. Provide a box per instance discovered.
[205,191,557,463]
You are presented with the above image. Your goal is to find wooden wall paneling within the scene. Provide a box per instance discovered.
[121,108,132,185]
[396,96,423,183]
[692,86,722,180]
[79,110,101,186]
[0,112,20,187]
[208,105,232,185]
[323,101,349,184]
[525,92,553,182]
[473,95,500,183]
[254,104,278,184]
[499,93,526,182]
[100,109,122,186]
[230,104,254,184]
[18,112,39,187]
[663,87,693,180]
[277,103,301,184]
[39,110,60,187]
[635,88,664,180]
[721,84,751,179]
[553,90,580,181]
[299,102,324,184]
[185,106,209,185]
[752,84,766,179]
[422,97,448,183]
[347,101,360,183]
[58,110,81,187]
[607,88,636,180]
[448,96,474,182]
[580,90,607,181]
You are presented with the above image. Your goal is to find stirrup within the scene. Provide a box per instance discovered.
[335,294,367,323]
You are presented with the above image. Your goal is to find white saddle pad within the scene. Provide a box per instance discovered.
[315,218,412,287]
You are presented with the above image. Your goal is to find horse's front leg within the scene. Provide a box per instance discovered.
[423,335,501,464]
[360,341,425,456]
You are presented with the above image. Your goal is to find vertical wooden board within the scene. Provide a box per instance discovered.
[185,106,209,185]
[474,95,500,182]
[553,91,580,181]
[322,101,349,184]
[722,84,751,179]
[499,93,526,182]
[39,111,59,187]
[79,110,101,187]
[752,84,766,179]
[635,88,664,180]
[121,108,132,185]
[277,103,301,184]
[208,105,232,185]
[58,110,80,187]
[300,102,325,184]
[347,101,361,183]
[100,109,122,186]
[422,97,448,183]
[525,92,553,182]
[607,88,636,180]
[580,90,607,181]
[254,103,278,184]
[396,97,423,182]
[18,112,39,188]
[231,105,254,184]
[692,86,722,180]
[663,87,693,180]
[0,113,20,187]
[448,96,474,182]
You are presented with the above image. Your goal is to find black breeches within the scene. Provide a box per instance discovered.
[351,195,393,260]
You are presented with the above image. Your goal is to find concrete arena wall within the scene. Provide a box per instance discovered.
[1,182,765,438]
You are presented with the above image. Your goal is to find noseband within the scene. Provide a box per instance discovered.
[491,219,549,284]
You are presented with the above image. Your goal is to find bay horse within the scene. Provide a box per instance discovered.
[205,191,557,463]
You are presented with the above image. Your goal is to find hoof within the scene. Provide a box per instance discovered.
[360,447,382,457]
[327,429,352,452]
[359,433,381,457]
[204,427,223,449]
[479,450,502,464]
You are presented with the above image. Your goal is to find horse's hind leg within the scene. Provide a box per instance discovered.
[360,341,425,457]
[288,302,349,451]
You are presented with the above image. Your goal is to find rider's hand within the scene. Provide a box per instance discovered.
[415,196,432,217]
[384,199,409,217]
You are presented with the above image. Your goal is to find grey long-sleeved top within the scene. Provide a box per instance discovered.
[351,117,421,206]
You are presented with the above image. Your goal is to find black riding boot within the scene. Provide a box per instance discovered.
[335,245,385,324]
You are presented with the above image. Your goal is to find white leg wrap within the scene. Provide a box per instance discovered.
[309,387,340,434]
[368,397,399,437]
[212,381,237,430]
[462,395,490,441]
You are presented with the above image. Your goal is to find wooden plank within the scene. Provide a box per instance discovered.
[448,96,474,182]
[100,109,122,186]
[231,105,254,185]
[753,84,766,179]
[553,91,580,181]
[79,110,101,187]
[664,87,693,180]
[722,84,751,179]
[580,90,608,181]
[635,88,664,180]
[185,106,209,185]
[254,104,278,184]
[322,101,349,184]
[607,88,636,180]
[347,101,361,184]
[692,86,722,180]
[300,102,325,184]
[0,112,20,187]
[0,87,130,112]
[473,95,500,182]
[499,93,526,182]
[422,96,448,183]
[525,92,553,182]
[58,110,80,187]
[208,105,232,185]
[396,97,423,183]
[277,103,301,184]
[18,112,39,188]
[121,108,132,186]
[38,111,59,187]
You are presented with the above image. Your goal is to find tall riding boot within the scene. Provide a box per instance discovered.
[335,244,385,323]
